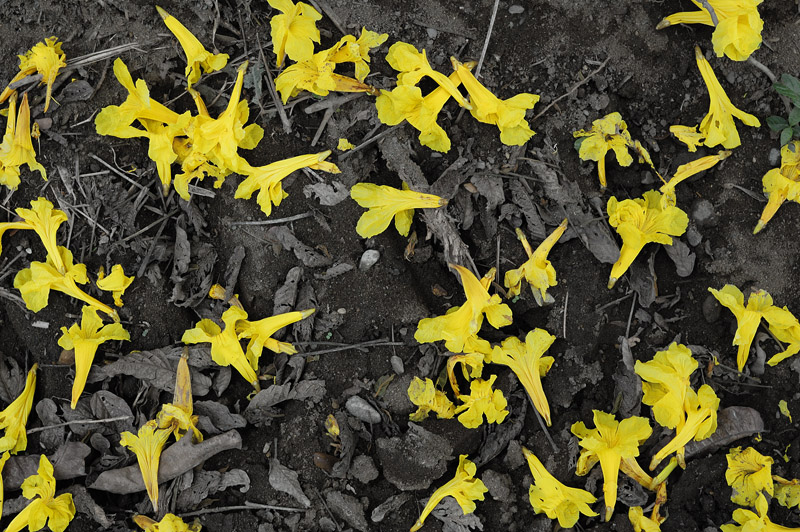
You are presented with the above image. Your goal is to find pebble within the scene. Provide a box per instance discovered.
[686,225,702,247]
[358,250,380,271]
[345,396,382,424]
[508,5,524,14]
[702,293,722,323]
[350,455,379,484]
[769,148,781,167]
[426,27,438,39]
[390,355,404,374]
[691,198,718,228]
[482,470,513,502]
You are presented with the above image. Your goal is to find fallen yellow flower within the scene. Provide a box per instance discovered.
[96,264,135,307]
[351,182,446,238]
[410,454,487,532]
[774,476,800,509]
[607,190,688,289]
[767,319,800,366]
[634,342,698,430]
[504,219,567,304]
[0,451,8,517]
[669,124,706,153]
[157,6,229,87]
[268,0,322,68]
[4,455,75,532]
[236,151,339,217]
[452,57,538,146]
[120,420,173,512]
[0,364,37,454]
[650,384,719,469]
[386,42,470,109]
[0,36,66,112]
[337,138,355,151]
[16,198,67,271]
[754,141,800,234]
[327,28,389,82]
[415,264,513,353]
[726,446,773,506]
[454,375,508,428]
[629,506,664,532]
[446,351,486,397]
[156,349,202,443]
[236,308,315,368]
[58,306,129,409]
[0,93,47,190]
[407,377,455,421]
[492,329,555,425]
[721,493,799,532]
[523,446,597,527]
[659,150,731,207]
[134,513,201,532]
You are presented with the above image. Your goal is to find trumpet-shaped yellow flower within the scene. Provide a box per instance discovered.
[452,57,538,146]
[236,151,340,217]
[491,329,555,425]
[657,0,763,61]
[236,309,315,369]
[156,350,202,443]
[351,182,446,238]
[0,93,47,190]
[408,377,455,422]
[446,351,487,397]
[660,150,731,207]
[58,305,129,409]
[16,198,67,271]
[607,190,688,289]
[629,506,664,532]
[386,43,470,109]
[157,6,228,87]
[0,37,66,112]
[634,343,698,430]
[504,219,567,304]
[415,264,513,353]
[182,305,260,390]
[523,447,598,527]
[328,28,388,82]
[4,455,75,532]
[755,141,800,234]
[0,364,37,455]
[721,493,800,532]
[650,384,719,469]
[120,421,173,513]
[134,514,202,532]
[0,451,9,516]
[454,375,508,429]
[268,0,322,68]
[410,455,487,532]
[708,285,797,370]
[725,446,774,506]
[96,264,135,307]
[571,410,652,521]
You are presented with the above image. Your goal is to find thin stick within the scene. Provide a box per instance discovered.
[136,215,170,278]
[89,154,155,199]
[27,415,133,434]
[181,502,306,517]
[475,0,501,77]
[531,57,610,122]
[563,290,569,339]
[120,210,178,243]
[307,0,347,36]
[338,126,397,160]
[256,32,292,134]
[528,395,558,452]
[625,291,637,338]
[595,292,633,312]
[299,340,404,357]
[228,212,313,226]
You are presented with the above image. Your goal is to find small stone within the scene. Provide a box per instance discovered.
[503,440,526,470]
[691,198,718,228]
[482,470,513,502]
[426,27,438,39]
[686,225,702,247]
[769,148,781,167]
[376,423,453,490]
[350,455,379,484]
[382,373,415,416]
[325,491,369,532]
[345,396,381,424]
[390,355,404,374]
[508,4,524,14]
[703,293,722,323]
[359,249,380,271]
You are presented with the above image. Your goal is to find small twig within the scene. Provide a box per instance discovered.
[531,57,610,122]
[595,292,633,312]
[563,290,569,339]
[136,215,170,278]
[625,291,637,338]
[314,487,342,531]
[307,0,347,35]
[228,212,313,226]
[121,210,179,243]
[699,0,719,25]
[528,395,558,452]
[475,0,501,78]
[338,126,398,160]
[256,32,292,134]
[299,340,404,358]
[181,502,306,517]
[27,415,133,435]
[304,93,362,114]
[89,154,155,200]
[311,107,334,147]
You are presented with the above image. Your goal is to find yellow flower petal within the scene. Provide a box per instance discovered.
[351,182,445,238]
[236,309,315,368]
[120,421,172,512]
[0,93,47,190]
[504,219,567,302]
[0,37,66,112]
[157,6,229,87]
[524,447,597,527]
[96,264,135,307]
[0,364,37,455]
[725,446,773,506]
[268,0,322,68]
[407,376,455,422]
[453,375,508,428]
[6,455,75,532]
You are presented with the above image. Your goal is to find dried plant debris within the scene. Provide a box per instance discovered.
[176,468,250,511]
[268,458,311,507]
[371,492,412,523]
[431,496,484,532]
[34,398,65,451]
[684,407,764,460]
[474,391,527,468]
[612,337,643,418]
[325,490,369,532]
[628,253,657,308]
[170,222,217,307]
[4,442,90,490]
[0,358,26,404]
[244,379,327,426]
[266,226,333,268]
[194,401,247,434]
[665,238,696,277]
[303,180,350,206]
[508,178,547,239]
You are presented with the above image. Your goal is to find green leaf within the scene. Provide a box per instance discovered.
[574,136,586,152]
[775,74,800,106]
[790,107,800,127]
[767,115,790,131]
[780,127,793,146]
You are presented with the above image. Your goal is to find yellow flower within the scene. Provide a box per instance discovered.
[351,182,446,238]
[134,513,202,532]
[15,198,67,271]
[657,1,763,61]
[607,190,688,289]
[236,151,339,217]
[774,476,800,509]
[337,138,355,151]
[755,141,800,234]
[157,6,228,87]
[523,447,597,527]
[726,446,774,506]
[650,384,719,469]
[670,124,706,153]
[452,57,538,146]
[415,264,513,352]
[236,309,315,369]
[408,377,455,422]
[410,455,488,532]
[268,0,322,68]
[96,264,135,307]
[0,364,37,454]
[120,420,173,513]
[634,343,698,430]
[4,455,75,532]
[767,320,800,366]
[0,93,47,190]
[571,410,652,521]
[504,219,567,304]
[454,375,508,429]
[0,37,66,112]
[629,506,664,532]
[156,349,202,443]
[446,351,487,397]
[708,285,797,370]
[386,43,470,109]
[491,329,555,426]
[327,28,389,82]
[659,150,731,207]
[58,306,129,409]
[0,451,9,516]
[182,306,260,390]
[721,493,799,532]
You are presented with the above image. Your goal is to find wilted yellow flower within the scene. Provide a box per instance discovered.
[767,320,800,366]
[0,364,37,455]
[650,384,719,469]
[410,455,487,532]
[236,309,315,368]
[454,375,508,429]
[452,57,538,146]
[607,190,688,289]
[15,198,67,270]
[571,410,652,521]
[634,343,698,430]
[120,421,172,512]
[492,329,556,425]
[134,513,202,532]
[324,414,340,439]
[523,447,597,527]
[726,446,774,506]
[721,493,798,532]
[657,0,763,61]
[268,0,322,68]
[327,28,388,82]
[669,125,705,153]
[0,451,8,516]
[0,37,66,112]
[504,219,567,304]
[236,151,339,217]
[351,182,446,238]
[659,150,731,207]
[708,285,797,370]
[4,455,75,532]
[774,476,800,509]
[58,306,129,409]
[446,351,487,397]
[157,6,228,87]
[0,93,47,190]
[408,377,455,421]
[96,264,135,307]
[182,305,260,390]
[755,141,800,234]
[415,264,512,352]
[337,138,355,151]
[386,43,470,109]
[629,506,664,532]
[156,349,202,443]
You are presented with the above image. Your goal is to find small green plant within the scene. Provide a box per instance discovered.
[766,74,800,146]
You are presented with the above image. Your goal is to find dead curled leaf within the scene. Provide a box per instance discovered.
[176,469,250,511]
[265,226,333,268]
[684,407,764,460]
[269,458,310,507]
[5,442,90,490]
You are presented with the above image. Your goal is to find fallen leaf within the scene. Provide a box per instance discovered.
[269,458,310,507]
[325,490,369,531]
[509,178,546,239]
[665,238,695,277]
[35,398,65,450]
[469,174,505,212]
[629,253,657,308]
[66,485,112,528]
[371,492,412,523]
[431,496,484,532]
[474,392,526,468]
[303,181,350,206]
[612,337,642,418]
[0,357,24,404]
[332,411,356,479]
[176,469,250,511]
[244,383,293,426]
[194,401,246,434]
[4,442,90,490]
[266,226,333,268]
[90,391,135,434]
